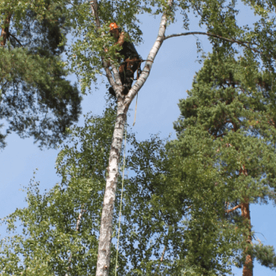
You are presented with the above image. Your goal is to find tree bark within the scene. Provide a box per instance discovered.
[96,99,127,276]
[65,206,86,276]
[241,200,253,276]
[95,0,173,275]
[0,13,12,47]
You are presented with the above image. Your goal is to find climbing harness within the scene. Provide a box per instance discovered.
[120,58,152,80]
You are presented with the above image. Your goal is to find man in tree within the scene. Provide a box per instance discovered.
[107,22,141,97]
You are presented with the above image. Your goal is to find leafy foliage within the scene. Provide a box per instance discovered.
[1,0,276,275]
[254,244,276,271]
[0,105,122,275]
[0,0,81,148]
[172,51,276,273]
[120,133,242,275]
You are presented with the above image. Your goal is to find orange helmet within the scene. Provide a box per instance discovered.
[109,22,119,31]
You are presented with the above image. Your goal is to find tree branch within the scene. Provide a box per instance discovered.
[160,246,166,263]
[214,132,226,139]
[1,13,12,47]
[125,0,174,106]
[225,204,241,213]
[65,207,86,276]
[89,0,116,92]
[111,63,122,87]
[90,1,100,29]
[9,33,22,46]
[163,31,260,54]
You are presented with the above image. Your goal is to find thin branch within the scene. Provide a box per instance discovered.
[125,0,173,106]
[65,207,86,276]
[8,33,22,46]
[76,208,86,232]
[89,0,115,90]
[90,1,100,28]
[156,245,166,274]
[214,132,227,139]
[163,31,261,54]
[225,204,241,213]
[160,246,166,263]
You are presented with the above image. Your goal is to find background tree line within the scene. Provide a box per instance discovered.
[1,0,276,275]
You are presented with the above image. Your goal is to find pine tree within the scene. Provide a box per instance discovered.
[2,1,276,275]
[173,51,276,275]
[0,0,81,148]
[1,53,276,274]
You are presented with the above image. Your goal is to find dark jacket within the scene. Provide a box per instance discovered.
[116,31,139,60]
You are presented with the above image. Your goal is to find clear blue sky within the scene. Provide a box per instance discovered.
[0,3,275,275]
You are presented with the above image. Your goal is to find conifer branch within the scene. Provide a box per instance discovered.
[225,204,241,213]
[8,33,22,46]
[0,13,12,47]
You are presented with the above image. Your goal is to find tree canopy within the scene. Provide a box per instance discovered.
[172,51,276,275]
[1,0,276,275]
[0,0,81,148]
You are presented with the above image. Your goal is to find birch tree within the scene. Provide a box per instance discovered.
[84,1,276,274]
[0,105,123,275]
[88,1,175,274]
[2,0,276,275]
[0,105,246,275]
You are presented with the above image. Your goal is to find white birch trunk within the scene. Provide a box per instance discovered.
[96,99,127,276]
[95,1,173,275]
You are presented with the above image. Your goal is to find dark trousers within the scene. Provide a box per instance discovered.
[109,57,140,97]
[119,57,140,94]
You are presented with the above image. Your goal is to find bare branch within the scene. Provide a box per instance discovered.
[225,204,241,213]
[9,33,22,46]
[163,31,260,54]
[90,1,100,28]
[125,0,173,106]
[160,246,166,264]
[65,207,86,276]
[76,208,86,232]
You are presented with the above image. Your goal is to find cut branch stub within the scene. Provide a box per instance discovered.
[1,13,12,47]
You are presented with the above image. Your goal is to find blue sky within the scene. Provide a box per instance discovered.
[1,3,276,275]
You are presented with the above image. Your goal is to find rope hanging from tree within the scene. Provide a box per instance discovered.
[115,127,127,275]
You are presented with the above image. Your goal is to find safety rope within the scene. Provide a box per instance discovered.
[115,128,127,276]
[133,93,138,126]
[120,58,152,80]
[114,57,151,271]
